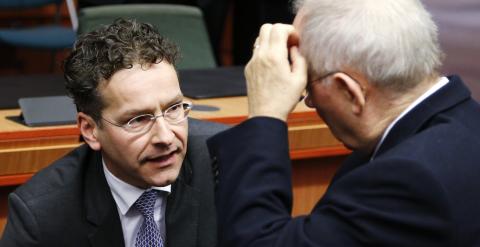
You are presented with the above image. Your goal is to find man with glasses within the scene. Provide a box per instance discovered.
[208,0,480,246]
[1,19,225,247]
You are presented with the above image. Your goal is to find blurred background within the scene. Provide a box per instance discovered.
[0,0,294,74]
[0,0,478,98]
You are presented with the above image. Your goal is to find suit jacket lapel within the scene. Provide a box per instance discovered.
[83,150,125,247]
[376,75,471,157]
[165,156,199,247]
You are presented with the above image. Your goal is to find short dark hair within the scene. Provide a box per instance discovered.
[64,18,179,122]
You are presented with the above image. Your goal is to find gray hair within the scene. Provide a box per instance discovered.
[294,0,444,91]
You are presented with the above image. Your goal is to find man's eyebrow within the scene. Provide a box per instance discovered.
[121,108,150,118]
[168,93,184,105]
[120,93,185,117]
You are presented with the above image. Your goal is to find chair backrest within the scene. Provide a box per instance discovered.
[0,0,77,73]
[0,0,62,8]
[78,4,216,70]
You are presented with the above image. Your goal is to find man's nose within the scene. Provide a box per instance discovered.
[150,117,175,145]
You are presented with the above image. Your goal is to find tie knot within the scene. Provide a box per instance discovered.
[134,190,158,217]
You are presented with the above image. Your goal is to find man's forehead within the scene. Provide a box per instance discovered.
[99,62,181,110]
[104,62,177,85]
[119,92,184,114]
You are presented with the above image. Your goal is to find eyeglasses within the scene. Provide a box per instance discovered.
[307,71,339,89]
[101,102,192,133]
[301,71,340,101]
[302,71,361,102]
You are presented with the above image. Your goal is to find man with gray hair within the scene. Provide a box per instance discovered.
[207,0,480,246]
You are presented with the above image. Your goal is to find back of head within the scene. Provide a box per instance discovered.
[295,0,443,91]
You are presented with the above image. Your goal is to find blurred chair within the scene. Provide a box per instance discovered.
[0,0,78,71]
[78,4,216,70]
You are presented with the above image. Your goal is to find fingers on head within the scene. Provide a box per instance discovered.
[290,47,307,70]
[255,23,298,63]
[270,24,295,47]
[269,24,297,61]
[258,24,273,47]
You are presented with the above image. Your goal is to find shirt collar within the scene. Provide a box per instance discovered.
[102,158,171,215]
[370,76,450,160]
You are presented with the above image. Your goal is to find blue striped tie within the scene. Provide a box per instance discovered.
[134,190,164,247]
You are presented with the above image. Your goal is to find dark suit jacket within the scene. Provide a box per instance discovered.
[1,118,227,247]
[207,76,480,246]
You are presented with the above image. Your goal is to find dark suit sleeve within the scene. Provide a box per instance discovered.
[1,192,39,246]
[207,117,295,246]
[207,117,452,247]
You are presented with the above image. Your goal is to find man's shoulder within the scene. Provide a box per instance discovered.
[2,145,102,246]
[187,118,229,155]
[14,144,95,202]
[188,117,229,137]
[186,118,228,162]
[374,114,480,181]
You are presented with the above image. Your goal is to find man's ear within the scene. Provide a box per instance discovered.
[333,73,366,114]
[78,112,101,151]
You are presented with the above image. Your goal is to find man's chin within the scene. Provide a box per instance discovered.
[149,170,181,187]
[150,179,175,188]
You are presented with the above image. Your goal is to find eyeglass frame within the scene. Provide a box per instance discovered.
[307,71,340,90]
[302,71,359,101]
[101,101,192,133]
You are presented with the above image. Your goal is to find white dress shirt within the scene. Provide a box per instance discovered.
[103,160,171,247]
[371,77,450,160]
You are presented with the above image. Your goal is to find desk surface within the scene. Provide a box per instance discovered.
[0,96,315,137]
[0,96,350,235]
[0,95,348,186]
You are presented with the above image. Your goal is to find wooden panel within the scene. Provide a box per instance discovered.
[0,143,80,175]
[292,156,345,216]
[0,174,33,187]
[0,111,82,176]
[0,186,15,237]
[288,123,341,150]
[0,135,80,149]
[188,96,317,124]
